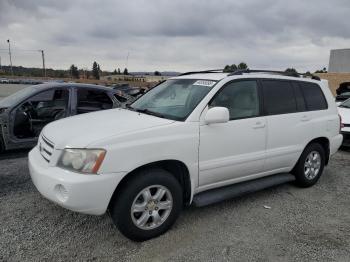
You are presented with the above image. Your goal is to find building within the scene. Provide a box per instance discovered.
[328,49,350,73]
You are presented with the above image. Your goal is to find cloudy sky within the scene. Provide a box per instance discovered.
[0,0,350,72]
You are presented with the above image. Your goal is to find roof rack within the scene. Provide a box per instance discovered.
[179,69,224,76]
[179,68,321,81]
[228,69,321,81]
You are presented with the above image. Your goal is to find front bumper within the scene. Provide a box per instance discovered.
[28,146,126,215]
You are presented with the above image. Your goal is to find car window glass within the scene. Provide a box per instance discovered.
[210,80,259,120]
[299,82,328,111]
[262,80,297,115]
[114,93,128,103]
[77,89,113,114]
[131,79,215,121]
[291,82,306,112]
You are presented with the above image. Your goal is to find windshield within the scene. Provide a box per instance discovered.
[0,85,38,108]
[340,98,350,108]
[130,79,217,121]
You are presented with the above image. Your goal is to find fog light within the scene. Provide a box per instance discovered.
[54,184,69,202]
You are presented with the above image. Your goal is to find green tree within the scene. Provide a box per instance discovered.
[223,64,240,72]
[117,68,121,74]
[154,71,161,76]
[315,67,327,73]
[285,68,298,75]
[70,64,79,79]
[92,61,100,80]
[237,62,248,70]
[113,69,117,75]
[223,65,231,72]
[123,68,128,75]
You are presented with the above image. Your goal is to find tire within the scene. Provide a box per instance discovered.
[110,168,183,241]
[293,143,325,188]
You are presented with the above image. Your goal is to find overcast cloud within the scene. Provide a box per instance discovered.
[0,0,350,72]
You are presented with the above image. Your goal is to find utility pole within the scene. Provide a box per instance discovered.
[39,50,46,78]
[126,51,130,70]
[7,39,13,76]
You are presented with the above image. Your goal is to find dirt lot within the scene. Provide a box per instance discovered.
[0,149,349,262]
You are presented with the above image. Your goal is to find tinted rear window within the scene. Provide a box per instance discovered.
[299,82,328,111]
[262,80,297,115]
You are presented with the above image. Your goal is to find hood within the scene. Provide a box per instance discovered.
[42,108,175,149]
[338,107,350,124]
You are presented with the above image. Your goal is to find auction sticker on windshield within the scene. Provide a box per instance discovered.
[193,80,216,87]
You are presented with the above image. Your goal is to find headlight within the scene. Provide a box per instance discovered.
[57,149,106,174]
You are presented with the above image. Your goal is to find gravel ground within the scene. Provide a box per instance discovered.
[0,149,350,262]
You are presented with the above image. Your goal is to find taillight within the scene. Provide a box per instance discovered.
[339,114,344,133]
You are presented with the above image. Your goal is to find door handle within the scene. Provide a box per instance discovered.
[300,115,310,122]
[253,121,265,129]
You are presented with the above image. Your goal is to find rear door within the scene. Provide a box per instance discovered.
[261,79,309,172]
[73,88,114,115]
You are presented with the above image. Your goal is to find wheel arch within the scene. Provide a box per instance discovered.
[108,159,192,210]
[299,137,330,166]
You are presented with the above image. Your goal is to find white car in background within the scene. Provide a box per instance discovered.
[338,98,350,146]
[28,69,343,241]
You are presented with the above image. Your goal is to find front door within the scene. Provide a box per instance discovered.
[9,88,70,147]
[198,79,266,188]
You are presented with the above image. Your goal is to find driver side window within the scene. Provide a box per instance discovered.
[209,80,260,120]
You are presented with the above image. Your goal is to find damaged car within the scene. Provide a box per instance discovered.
[335,82,350,105]
[0,83,128,152]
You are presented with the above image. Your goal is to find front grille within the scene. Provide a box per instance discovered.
[39,135,55,162]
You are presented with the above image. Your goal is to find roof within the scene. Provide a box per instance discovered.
[172,72,321,83]
[33,82,112,91]
[171,73,229,81]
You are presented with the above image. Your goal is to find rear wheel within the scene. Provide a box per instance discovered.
[110,168,183,241]
[293,143,325,187]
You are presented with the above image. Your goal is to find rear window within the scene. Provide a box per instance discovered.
[299,82,328,111]
[261,80,297,115]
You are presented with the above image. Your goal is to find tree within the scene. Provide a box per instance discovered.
[154,71,161,76]
[123,68,128,75]
[92,61,100,80]
[315,67,327,73]
[237,62,248,70]
[70,64,79,79]
[117,68,121,74]
[285,68,298,75]
[113,69,117,75]
[223,64,241,72]
[223,65,231,72]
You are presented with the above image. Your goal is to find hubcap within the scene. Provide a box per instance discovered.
[131,185,173,230]
[304,151,321,180]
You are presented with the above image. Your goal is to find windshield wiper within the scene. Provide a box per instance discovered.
[134,108,165,118]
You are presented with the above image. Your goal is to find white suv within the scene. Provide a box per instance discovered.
[29,70,343,241]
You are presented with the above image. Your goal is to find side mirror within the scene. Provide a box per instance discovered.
[204,107,229,124]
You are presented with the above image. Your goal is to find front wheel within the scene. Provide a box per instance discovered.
[293,143,325,187]
[110,168,183,241]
